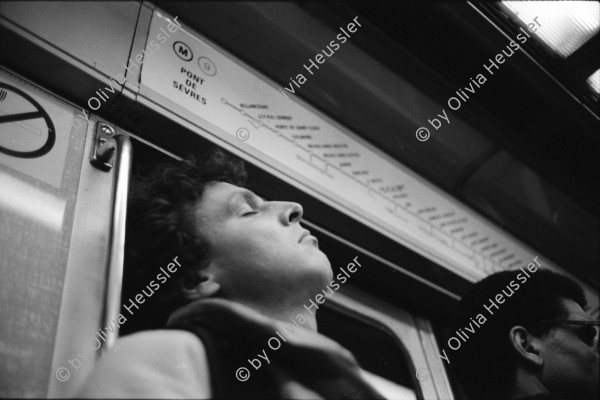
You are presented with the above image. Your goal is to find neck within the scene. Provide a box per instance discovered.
[240,299,319,331]
[505,367,549,400]
[273,308,318,331]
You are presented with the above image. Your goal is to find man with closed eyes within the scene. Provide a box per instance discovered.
[78,148,384,399]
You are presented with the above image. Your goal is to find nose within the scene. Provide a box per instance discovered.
[281,201,303,225]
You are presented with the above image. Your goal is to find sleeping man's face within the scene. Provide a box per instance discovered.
[190,181,333,314]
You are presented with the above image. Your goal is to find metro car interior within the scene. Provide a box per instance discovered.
[0,1,598,399]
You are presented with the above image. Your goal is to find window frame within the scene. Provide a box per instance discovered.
[324,285,455,400]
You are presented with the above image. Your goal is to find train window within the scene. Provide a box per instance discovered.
[317,303,418,398]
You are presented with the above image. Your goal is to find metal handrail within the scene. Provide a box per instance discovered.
[101,133,132,351]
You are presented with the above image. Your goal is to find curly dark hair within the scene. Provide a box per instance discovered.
[120,147,247,334]
[451,268,587,400]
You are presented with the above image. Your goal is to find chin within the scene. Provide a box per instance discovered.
[308,255,333,283]
[319,258,334,283]
[317,252,332,271]
[292,251,332,285]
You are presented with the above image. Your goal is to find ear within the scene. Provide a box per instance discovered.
[509,325,544,368]
[178,267,220,301]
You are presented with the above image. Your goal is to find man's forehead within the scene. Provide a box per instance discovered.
[204,181,245,198]
[560,298,592,320]
[204,182,263,201]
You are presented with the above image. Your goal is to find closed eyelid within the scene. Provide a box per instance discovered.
[227,192,253,215]
[227,190,268,215]
[239,192,265,212]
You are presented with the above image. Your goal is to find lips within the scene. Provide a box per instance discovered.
[299,229,311,243]
[299,229,318,246]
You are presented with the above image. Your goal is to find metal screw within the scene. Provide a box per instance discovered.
[101,125,114,136]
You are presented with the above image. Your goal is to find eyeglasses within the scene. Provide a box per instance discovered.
[534,320,599,347]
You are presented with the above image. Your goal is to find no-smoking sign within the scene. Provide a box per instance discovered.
[0,83,56,159]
